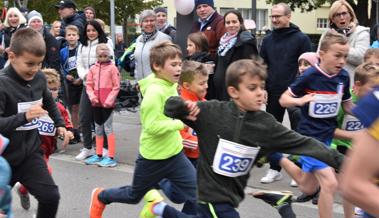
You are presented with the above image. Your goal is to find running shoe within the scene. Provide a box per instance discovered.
[251,190,292,208]
[140,189,164,218]
[85,155,102,165]
[15,182,30,210]
[75,148,95,160]
[89,188,105,218]
[295,188,320,203]
[97,157,117,167]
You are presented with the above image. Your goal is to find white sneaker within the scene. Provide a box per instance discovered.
[354,207,364,217]
[290,179,298,187]
[260,169,283,183]
[102,148,108,157]
[75,148,95,161]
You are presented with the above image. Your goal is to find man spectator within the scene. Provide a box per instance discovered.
[259,2,312,183]
[83,6,96,22]
[55,0,86,41]
[191,0,226,99]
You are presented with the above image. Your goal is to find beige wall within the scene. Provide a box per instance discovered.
[161,0,329,34]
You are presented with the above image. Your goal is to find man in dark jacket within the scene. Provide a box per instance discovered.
[260,3,312,183]
[55,0,86,42]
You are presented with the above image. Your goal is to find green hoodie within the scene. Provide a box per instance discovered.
[138,74,184,160]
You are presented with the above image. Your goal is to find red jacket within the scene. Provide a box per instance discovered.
[180,88,205,159]
[86,61,121,108]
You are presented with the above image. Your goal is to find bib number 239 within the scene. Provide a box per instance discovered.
[218,153,252,174]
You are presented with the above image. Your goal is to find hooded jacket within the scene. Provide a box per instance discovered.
[213,30,258,100]
[60,13,86,40]
[138,74,184,160]
[86,61,120,108]
[260,23,311,94]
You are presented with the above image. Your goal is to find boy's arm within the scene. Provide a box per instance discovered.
[342,100,354,115]
[258,117,344,170]
[334,128,357,140]
[279,89,314,108]
[0,91,29,132]
[164,96,200,125]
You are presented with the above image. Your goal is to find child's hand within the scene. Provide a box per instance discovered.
[57,127,72,149]
[25,103,48,122]
[66,75,74,81]
[73,78,82,86]
[185,100,200,121]
[299,93,315,106]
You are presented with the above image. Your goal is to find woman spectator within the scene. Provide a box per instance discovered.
[75,20,114,161]
[318,0,369,87]
[50,20,64,47]
[84,6,96,22]
[154,7,176,41]
[134,9,171,81]
[0,7,26,64]
[213,10,258,100]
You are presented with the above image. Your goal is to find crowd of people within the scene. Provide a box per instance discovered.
[0,0,379,217]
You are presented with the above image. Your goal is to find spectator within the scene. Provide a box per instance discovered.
[55,0,86,41]
[191,0,226,99]
[115,33,125,61]
[84,6,96,22]
[260,3,311,184]
[318,0,369,87]
[134,9,171,81]
[154,7,176,41]
[50,20,64,48]
[213,10,258,100]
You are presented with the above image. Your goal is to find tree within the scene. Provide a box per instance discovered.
[266,0,377,27]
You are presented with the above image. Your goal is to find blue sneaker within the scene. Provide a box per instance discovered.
[97,157,117,167]
[85,155,102,165]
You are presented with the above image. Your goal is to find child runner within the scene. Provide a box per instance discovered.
[60,25,82,144]
[15,68,74,210]
[84,44,120,167]
[0,28,71,218]
[0,135,11,218]
[89,41,197,218]
[138,58,345,218]
[364,48,379,66]
[179,60,208,167]
[260,31,354,218]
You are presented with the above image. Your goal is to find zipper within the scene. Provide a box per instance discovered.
[140,42,146,78]
[87,41,92,70]
[97,63,101,104]
[232,111,245,143]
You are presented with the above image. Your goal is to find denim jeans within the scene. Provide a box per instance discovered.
[99,151,197,214]
[0,157,12,217]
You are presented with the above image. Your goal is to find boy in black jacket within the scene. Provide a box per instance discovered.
[139,59,344,218]
[0,28,71,218]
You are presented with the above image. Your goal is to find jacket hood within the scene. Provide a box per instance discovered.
[239,30,254,42]
[138,74,176,96]
[272,23,301,38]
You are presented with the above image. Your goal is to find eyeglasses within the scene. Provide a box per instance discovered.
[333,11,349,18]
[269,14,286,19]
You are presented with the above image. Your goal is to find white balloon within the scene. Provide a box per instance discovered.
[175,0,195,15]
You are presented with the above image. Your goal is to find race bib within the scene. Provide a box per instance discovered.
[341,114,363,131]
[37,115,56,136]
[212,139,260,177]
[16,99,42,131]
[67,56,77,72]
[309,94,341,118]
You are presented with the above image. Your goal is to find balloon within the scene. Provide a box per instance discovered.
[175,0,195,15]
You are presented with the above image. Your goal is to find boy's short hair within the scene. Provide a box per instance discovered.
[354,63,379,84]
[150,41,182,71]
[65,25,79,35]
[319,31,348,52]
[364,48,379,62]
[179,60,208,85]
[226,58,267,90]
[10,28,45,57]
[41,68,61,86]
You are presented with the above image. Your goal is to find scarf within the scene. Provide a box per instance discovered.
[142,29,158,43]
[331,22,356,37]
[217,32,238,56]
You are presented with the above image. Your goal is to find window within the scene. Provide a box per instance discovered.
[238,8,252,20]
[256,9,268,31]
[220,7,234,16]
[317,18,329,29]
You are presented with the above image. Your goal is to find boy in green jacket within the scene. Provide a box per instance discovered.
[89,41,197,218]
[139,58,344,218]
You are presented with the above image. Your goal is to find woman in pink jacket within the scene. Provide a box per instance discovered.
[85,43,120,167]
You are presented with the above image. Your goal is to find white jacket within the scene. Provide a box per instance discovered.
[77,38,115,81]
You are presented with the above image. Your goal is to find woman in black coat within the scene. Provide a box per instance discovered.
[213,10,259,101]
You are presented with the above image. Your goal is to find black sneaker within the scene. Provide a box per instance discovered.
[16,183,30,210]
[311,191,319,205]
[251,190,293,208]
[295,188,320,203]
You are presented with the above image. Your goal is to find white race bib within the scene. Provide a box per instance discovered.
[341,114,363,131]
[16,99,43,131]
[212,139,260,177]
[309,94,341,118]
[37,115,56,136]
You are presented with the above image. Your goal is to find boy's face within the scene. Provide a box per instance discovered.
[48,82,60,99]
[154,55,182,83]
[365,56,379,66]
[319,43,349,75]
[183,74,209,99]
[298,59,312,75]
[228,75,265,112]
[65,30,79,46]
[8,51,44,81]
[354,77,377,98]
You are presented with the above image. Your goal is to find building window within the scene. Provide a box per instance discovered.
[238,8,252,20]
[219,7,234,16]
[256,9,268,31]
[317,18,329,29]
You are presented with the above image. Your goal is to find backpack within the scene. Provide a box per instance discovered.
[118,42,136,76]
[115,80,139,112]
